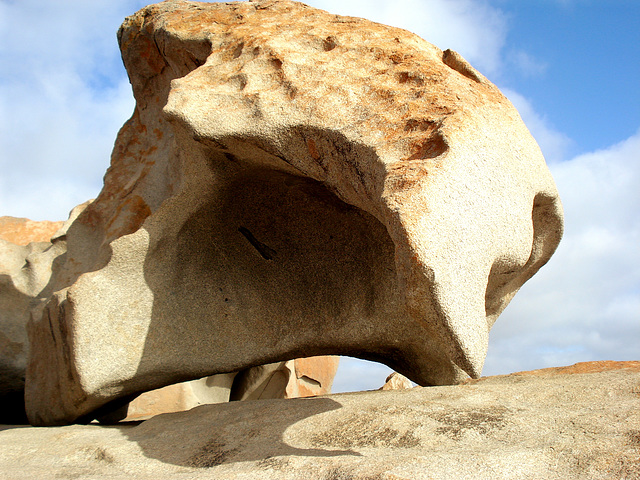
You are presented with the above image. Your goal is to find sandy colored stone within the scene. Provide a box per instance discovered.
[0,215,337,423]
[108,356,338,422]
[0,217,64,246]
[98,373,237,423]
[2,362,638,479]
[230,356,340,401]
[381,372,413,391]
[289,356,340,398]
[0,205,88,423]
[26,0,563,425]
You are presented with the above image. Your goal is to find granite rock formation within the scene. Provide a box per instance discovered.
[0,213,337,423]
[0,209,84,423]
[25,0,563,425]
[380,372,413,391]
[230,356,340,401]
[2,362,637,479]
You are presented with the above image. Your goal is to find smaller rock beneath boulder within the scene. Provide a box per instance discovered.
[97,356,339,422]
[380,372,413,391]
[230,356,340,401]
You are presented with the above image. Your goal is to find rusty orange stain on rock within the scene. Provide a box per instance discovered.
[512,360,640,376]
[105,194,152,238]
[0,217,64,245]
[307,138,320,160]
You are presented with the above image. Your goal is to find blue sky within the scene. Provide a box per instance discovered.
[1,0,638,393]
[493,1,640,155]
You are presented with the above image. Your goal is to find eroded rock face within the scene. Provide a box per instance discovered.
[0,212,79,423]
[0,215,337,423]
[25,0,563,425]
[380,372,413,391]
[230,356,340,401]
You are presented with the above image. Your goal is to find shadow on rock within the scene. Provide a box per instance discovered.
[123,395,358,467]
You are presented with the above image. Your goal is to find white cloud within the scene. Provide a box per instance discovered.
[0,0,143,221]
[506,49,548,77]
[332,358,394,393]
[502,88,573,163]
[484,128,640,375]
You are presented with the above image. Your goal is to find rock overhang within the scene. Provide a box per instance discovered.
[24,0,563,425]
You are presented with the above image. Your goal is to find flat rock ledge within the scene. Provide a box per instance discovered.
[1,361,638,480]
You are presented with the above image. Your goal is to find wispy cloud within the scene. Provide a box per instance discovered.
[332,358,394,393]
[0,0,141,221]
[501,88,573,163]
[507,49,549,77]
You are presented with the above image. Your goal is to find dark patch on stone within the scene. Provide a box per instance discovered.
[321,466,385,480]
[92,447,115,463]
[257,456,290,470]
[431,407,509,439]
[323,36,337,51]
[311,413,421,449]
[187,439,238,468]
[238,226,277,260]
[627,430,640,446]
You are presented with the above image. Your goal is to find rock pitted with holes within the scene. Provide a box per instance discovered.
[25,0,563,425]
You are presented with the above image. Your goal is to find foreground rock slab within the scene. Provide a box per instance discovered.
[26,0,563,425]
[3,362,637,479]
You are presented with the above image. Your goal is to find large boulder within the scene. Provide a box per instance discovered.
[0,214,338,424]
[2,362,637,479]
[25,0,563,425]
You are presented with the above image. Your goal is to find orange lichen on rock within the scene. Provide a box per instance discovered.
[512,360,640,376]
[0,217,63,246]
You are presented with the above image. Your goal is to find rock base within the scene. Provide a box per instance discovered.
[1,361,637,479]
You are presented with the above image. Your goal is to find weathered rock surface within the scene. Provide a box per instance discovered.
[0,217,64,246]
[288,356,340,398]
[26,0,563,425]
[231,356,340,401]
[380,372,413,391]
[2,362,637,479]
[0,208,86,423]
[0,213,338,424]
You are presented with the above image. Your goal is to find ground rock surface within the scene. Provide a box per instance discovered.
[1,361,637,479]
[26,0,563,425]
